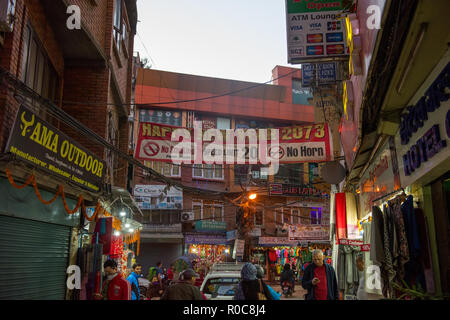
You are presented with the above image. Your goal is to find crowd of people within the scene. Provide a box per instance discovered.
[94,249,342,300]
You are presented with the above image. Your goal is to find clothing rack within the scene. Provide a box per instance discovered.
[371,188,405,204]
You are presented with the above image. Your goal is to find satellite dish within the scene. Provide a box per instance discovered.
[321,161,346,184]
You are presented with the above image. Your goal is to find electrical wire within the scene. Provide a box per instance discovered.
[44,68,301,108]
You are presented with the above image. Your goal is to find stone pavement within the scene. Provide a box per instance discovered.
[267,282,306,300]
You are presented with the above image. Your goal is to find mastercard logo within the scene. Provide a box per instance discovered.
[307,34,323,43]
[307,46,324,56]
[327,44,345,55]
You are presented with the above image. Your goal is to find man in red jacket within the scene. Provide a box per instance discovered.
[95,260,131,300]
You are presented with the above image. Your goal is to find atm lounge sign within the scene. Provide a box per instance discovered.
[6,105,105,192]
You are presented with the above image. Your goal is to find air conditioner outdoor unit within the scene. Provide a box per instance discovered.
[181,212,194,222]
[0,0,16,32]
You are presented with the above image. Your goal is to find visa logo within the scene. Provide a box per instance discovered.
[310,23,321,28]
[291,26,303,31]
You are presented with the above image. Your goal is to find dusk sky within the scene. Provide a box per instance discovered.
[134,0,295,83]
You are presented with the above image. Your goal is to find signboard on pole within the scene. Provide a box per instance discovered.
[285,0,348,64]
[233,239,245,260]
[302,63,337,87]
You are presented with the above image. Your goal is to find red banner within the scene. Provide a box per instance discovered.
[134,122,333,164]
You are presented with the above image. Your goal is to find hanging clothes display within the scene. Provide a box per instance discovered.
[368,193,433,299]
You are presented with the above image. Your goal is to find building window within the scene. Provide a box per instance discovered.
[192,200,224,222]
[300,208,310,225]
[292,78,313,105]
[20,24,59,118]
[275,209,283,225]
[255,210,264,226]
[113,0,122,53]
[144,160,181,177]
[148,210,181,224]
[217,117,231,130]
[193,164,223,180]
[292,209,300,225]
[310,207,322,225]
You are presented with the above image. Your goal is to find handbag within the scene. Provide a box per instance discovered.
[258,280,267,300]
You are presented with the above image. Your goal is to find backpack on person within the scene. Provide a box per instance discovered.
[148,267,158,282]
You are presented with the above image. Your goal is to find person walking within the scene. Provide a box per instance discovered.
[255,265,280,300]
[302,249,339,300]
[160,269,204,300]
[127,263,142,300]
[94,260,131,300]
[234,263,273,300]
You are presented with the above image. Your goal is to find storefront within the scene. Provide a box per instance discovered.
[184,232,233,275]
[392,60,450,296]
[0,105,108,300]
[255,237,331,282]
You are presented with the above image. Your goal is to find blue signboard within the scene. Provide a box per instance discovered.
[301,63,336,87]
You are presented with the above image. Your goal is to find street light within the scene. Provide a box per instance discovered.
[125,223,130,228]
[114,231,121,237]
[120,210,126,217]
[249,193,257,200]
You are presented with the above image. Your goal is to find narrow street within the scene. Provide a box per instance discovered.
[0,0,449,311]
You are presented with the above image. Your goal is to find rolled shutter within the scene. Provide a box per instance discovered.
[0,215,71,300]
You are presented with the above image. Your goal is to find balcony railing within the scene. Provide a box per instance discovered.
[142,223,182,233]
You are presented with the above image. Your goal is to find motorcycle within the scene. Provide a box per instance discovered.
[281,281,294,298]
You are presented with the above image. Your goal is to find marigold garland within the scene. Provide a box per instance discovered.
[6,169,131,237]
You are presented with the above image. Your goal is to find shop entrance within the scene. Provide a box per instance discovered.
[0,215,71,299]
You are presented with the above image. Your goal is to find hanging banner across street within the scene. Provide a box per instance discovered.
[134,121,333,164]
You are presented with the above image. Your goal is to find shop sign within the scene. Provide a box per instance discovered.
[184,234,228,245]
[133,185,183,210]
[249,227,262,237]
[285,0,348,64]
[336,238,370,251]
[258,237,298,246]
[227,230,237,240]
[288,225,329,241]
[359,139,399,215]
[301,63,337,87]
[139,109,182,126]
[395,63,450,187]
[195,220,227,232]
[269,183,329,198]
[233,239,245,259]
[5,105,105,193]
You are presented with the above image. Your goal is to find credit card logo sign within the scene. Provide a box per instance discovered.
[326,33,344,43]
[307,46,324,56]
[290,34,305,44]
[309,23,322,31]
[326,44,345,55]
[327,21,342,31]
[290,47,305,57]
[307,34,323,43]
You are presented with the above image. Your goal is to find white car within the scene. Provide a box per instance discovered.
[200,263,245,300]
[200,271,241,300]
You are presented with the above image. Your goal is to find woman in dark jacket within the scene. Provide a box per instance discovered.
[234,263,273,300]
[280,263,296,291]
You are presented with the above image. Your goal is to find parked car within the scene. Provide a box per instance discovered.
[200,271,241,300]
[200,263,244,300]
